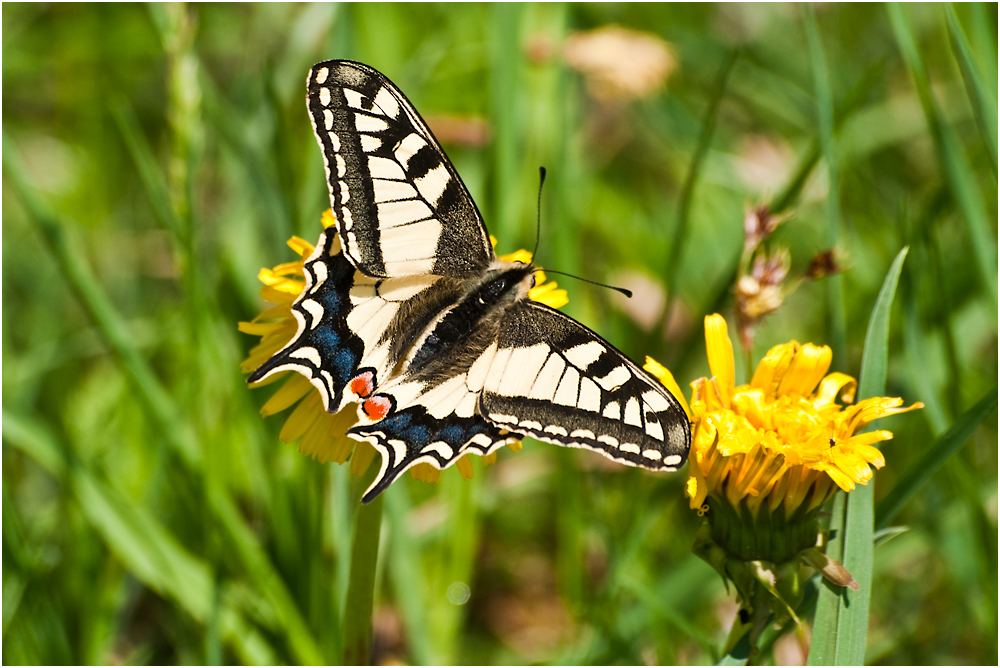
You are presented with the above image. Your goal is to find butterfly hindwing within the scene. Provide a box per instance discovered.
[247,230,366,411]
[480,301,691,470]
[307,60,494,279]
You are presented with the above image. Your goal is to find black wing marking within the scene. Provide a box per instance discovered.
[480,301,691,470]
[247,230,365,412]
[307,60,493,279]
[348,359,517,503]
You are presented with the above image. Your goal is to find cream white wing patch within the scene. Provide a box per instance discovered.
[480,301,690,471]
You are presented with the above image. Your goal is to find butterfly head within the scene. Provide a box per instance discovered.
[482,258,537,307]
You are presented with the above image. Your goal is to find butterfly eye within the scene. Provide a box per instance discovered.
[479,277,509,304]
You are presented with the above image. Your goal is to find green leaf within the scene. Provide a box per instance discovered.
[876,388,998,530]
[808,248,908,665]
[717,632,752,666]
[888,3,998,309]
[804,4,847,362]
[2,135,324,666]
[2,411,277,665]
[110,99,182,236]
[945,4,998,176]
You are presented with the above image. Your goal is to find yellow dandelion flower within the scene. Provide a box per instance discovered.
[645,313,922,653]
[646,314,921,562]
[240,212,565,482]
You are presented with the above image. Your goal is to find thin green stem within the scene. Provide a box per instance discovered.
[343,472,385,665]
[804,3,847,365]
[655,49,738,352]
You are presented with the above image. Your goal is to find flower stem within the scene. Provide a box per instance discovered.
[342,471,384,665]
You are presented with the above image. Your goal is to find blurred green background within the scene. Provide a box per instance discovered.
[3,3,996,665]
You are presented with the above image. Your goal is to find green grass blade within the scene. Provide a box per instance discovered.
[888,3,997,309]
[2,133,202,467]
[809,248,908,665]
[490,2,525,243]
[2,411,277,665]
[717,632,752,666]
[657,49,738,340]
[110,99,184,235]
[772,61,884,214]
[857,249,908,400]
[383,486,438,665]
[876,388,998,530]
[804,3,847,363]
[945,4,998,176]
[3,135,325,665]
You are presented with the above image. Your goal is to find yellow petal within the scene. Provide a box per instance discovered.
[456,455,475,479]
[260,285,300,304]
[707,413,758,456]
[776,344,832,397]
[300,411,344,463]
[530,283,569,309]
[410,462,442,483]
[686,466,708,510]
[750,341,796,399]
[349,441,377,477]
[845,443,886,468]
[704,315,735,407]
[250,303,293,323]
[288,235,317,257]
[320,209,337,229]
[731,388,770,430]
[270,260,305,277]
[500,249,533,264]
[816,463,856,492]
[279,391,323,443]
[830,448,873,485]
[238,320,284,336]
[841,397,921,434]
[644,356,692,419]
[846,430,893,448]
[260,373,314,416]
[812,372,857,407]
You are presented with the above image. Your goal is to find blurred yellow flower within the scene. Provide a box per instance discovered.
[240,211,567,482]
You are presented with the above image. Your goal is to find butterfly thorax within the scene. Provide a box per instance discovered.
[397,260,536,383]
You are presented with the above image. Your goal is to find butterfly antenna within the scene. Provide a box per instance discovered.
[541,269,633,298]
[530,167,631,298]
[531,166,546,263]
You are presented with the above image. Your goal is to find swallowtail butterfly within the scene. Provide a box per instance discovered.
[249,60,691,502]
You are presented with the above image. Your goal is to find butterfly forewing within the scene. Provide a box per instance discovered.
[480,301,691,469]
[307,60,494,279]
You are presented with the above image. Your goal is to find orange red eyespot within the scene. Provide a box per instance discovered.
[363,395,392,421]
[350,371,375,398]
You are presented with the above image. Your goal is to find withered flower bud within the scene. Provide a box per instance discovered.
[806,249,842,280]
